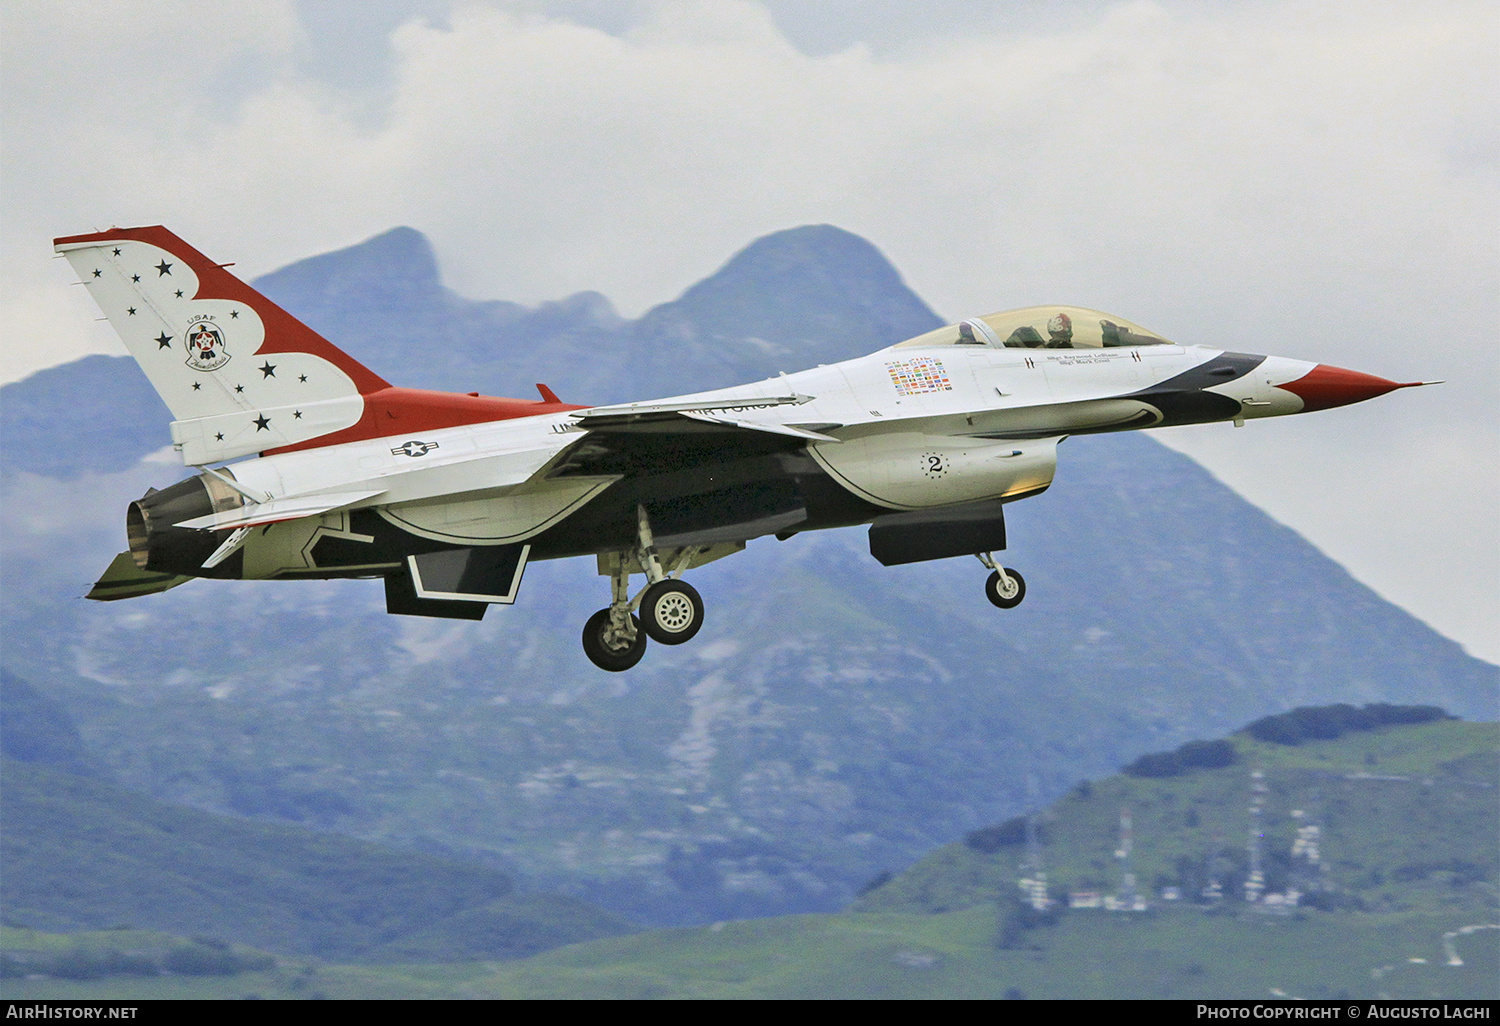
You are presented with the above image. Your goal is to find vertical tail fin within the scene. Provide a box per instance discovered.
[55,226,391,465]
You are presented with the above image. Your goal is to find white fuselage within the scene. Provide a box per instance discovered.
[214,339,1314,578]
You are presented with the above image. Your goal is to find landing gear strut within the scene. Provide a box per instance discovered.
[582,505,707,671]
[978,552,1026,609]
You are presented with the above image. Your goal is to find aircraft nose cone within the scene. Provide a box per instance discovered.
[1279,363,1410,412]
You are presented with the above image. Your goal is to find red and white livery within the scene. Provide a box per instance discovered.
[59,226,1432,670]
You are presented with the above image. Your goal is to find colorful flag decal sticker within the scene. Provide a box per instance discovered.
[885,357,953,396]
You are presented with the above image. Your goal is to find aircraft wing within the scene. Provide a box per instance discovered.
[676,412,839,441]
[572,407,839,441]
[555,399,840,478]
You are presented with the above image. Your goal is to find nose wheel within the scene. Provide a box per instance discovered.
[978,552,1026,609]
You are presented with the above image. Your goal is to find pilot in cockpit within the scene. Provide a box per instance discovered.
[1045,311,1074,348]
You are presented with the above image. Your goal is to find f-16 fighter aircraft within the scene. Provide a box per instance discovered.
[60,227,1434,670]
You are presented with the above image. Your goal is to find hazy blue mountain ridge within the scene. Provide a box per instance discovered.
[249,223,941,403]
[1,224,1493,926]
[0,668,104,779]
[0,669,631,960]
[0,356,170,479]
[625,224,944,393]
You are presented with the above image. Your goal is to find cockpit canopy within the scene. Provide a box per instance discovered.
[892,306,1174,351]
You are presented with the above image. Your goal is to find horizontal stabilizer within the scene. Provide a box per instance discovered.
[172,395,366,465]
[86,551,191,601]
[176,488,386,531]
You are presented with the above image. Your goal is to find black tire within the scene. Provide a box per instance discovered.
[639,580,704,645]
[985,568,1026,609]
[581,608,647,671]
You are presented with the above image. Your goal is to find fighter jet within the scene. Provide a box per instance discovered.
[59,227,1434,670]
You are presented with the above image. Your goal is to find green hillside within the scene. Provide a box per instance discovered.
[5,907,1496,1000]
[858,716,1497,918]
[7,713,1493,999]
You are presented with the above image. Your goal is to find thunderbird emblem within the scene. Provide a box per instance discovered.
[184,318,230,372]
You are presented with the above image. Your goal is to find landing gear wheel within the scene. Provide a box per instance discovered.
[582,608,647,671]
[639,580,704,645]
[985,568,1026,609]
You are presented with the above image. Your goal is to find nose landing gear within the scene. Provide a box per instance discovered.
[978,551,1026,609]
[582,505,710,671]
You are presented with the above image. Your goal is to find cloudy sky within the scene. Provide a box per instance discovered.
[2,0,1495,661]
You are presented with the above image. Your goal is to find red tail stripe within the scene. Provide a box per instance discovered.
[262,387,590,456]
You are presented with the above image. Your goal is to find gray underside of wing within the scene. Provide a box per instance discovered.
[86,551,192,601]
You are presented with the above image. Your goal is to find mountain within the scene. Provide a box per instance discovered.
[5,713,1493,999]
[0,669,631,962]
[857,708,1498,919]
[625,224,944,392]
[1,225,1495,927]
[0,356,170,478]
[0,668,102,779]
[249,222,938,403]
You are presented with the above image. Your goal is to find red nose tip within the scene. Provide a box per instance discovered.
[1280,364,1419,412]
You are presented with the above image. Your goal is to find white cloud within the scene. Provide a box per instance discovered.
[1,0,1495,659]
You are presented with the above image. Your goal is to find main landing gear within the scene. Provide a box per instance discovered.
[582,505,707,672]
[978,552,1026,609]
